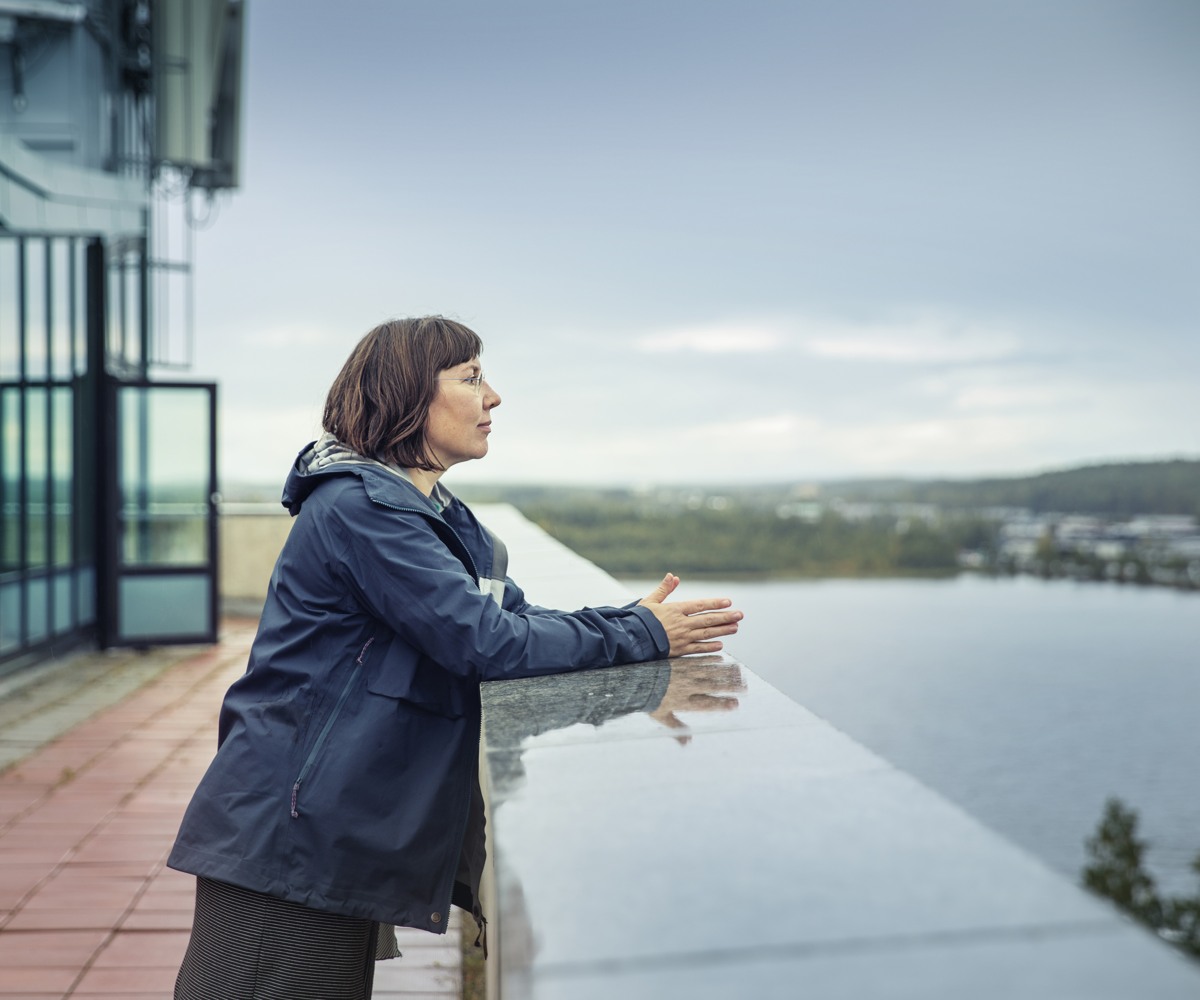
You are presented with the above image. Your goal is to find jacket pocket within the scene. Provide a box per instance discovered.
[290,636,374,818]
[365,637,465,719]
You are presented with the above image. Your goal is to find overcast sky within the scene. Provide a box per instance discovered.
[184,0,1199,488]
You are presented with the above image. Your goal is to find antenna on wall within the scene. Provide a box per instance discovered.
[152,0,245,192]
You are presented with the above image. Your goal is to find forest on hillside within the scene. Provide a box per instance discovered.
[817,459,1200,517]
[512,502,994,578]
[452,460,1199,582]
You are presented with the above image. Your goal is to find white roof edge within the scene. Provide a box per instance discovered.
[0,132,148,236]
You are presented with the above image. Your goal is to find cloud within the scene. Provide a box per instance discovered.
[800,313,1022,365]
[664,410,1056,480]
[949,383,1075,412]
[629,311,1024,364]
[243,323,341,349]
[633,322,788,354]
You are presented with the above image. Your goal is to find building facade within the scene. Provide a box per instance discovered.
[0,0,243,672]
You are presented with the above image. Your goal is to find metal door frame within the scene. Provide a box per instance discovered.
[100,377,219,648]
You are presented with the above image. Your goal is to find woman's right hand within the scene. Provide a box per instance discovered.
[638,573,744,657]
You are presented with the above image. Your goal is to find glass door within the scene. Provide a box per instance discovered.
[111,381,217,645]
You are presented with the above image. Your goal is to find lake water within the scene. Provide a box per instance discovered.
[623,574,1200,896]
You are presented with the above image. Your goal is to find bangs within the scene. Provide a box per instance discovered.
[420,317,484,371]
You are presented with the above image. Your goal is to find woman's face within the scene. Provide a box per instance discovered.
[424,357,501,470]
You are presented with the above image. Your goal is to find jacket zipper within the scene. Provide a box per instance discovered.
[290,636,374,818]
[372,499,479,581]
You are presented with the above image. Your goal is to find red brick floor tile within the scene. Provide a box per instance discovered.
[144,868,192,890]
[71,835,174,865]
[0,928,107,967]
[93,751,173,778]
[26,790,124,817]
[0,825,96,856]
[4,816,98,837]
[72,963,179,994]
[0,964,78,993]
[8,742,100,766]
[114,793,190,809]
[119,909,192,931]
[4,903,130,931]
[22,874,143,911]
[1,989,89,998]
[0,846,72,867]
[71,993,173,999]
[0,865,49,907]
[0,757,84,785]
[128,875,189,904]
[59,860,161,879]
[13,800,115,827]
[134,885,194,911]
[101,816,182,838]
[91,929,189,968]
[0,787,45,814]
[121,788,195,808]
[60,781,147,802]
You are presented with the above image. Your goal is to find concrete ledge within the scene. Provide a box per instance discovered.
[473,504,1200,999]
[219,506,294,616]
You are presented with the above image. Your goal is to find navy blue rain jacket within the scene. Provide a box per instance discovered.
[167,442,669,933]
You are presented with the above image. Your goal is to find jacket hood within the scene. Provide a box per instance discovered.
[282,432,451,516]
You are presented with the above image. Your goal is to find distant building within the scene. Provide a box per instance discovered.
[1,0,244,673]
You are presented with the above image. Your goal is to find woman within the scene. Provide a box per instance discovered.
[169,316,742,999]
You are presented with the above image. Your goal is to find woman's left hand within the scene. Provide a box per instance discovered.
[638,573,744,657]
[640,572,681,606]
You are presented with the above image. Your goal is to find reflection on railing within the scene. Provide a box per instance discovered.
[485,657,747,806]
[648,656,744,746]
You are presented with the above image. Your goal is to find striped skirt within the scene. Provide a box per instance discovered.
[175,877,386,1000]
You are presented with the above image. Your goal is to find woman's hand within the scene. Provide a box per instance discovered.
[638,573,744,657]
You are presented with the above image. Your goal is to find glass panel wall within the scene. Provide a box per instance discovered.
[1,232,210,667]
[0,236,95,671]
[119,386,211,567]
[0,240,17,379]
[50,240,75,380]
[113,382,216,644]
[0,388,19,575]
[25,239,47,381]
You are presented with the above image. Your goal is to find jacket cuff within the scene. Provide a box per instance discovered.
[628,604,671,660]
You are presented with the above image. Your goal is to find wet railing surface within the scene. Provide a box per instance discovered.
[470,504,1200,1000]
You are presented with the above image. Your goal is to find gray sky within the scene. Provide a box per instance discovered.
[187,0,1200,487]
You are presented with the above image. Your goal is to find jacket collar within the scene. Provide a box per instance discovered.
[282,432,455,517]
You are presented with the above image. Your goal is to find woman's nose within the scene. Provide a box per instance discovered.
[483,380,501,408]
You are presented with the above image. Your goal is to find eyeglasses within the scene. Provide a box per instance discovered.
[438,373,487,395]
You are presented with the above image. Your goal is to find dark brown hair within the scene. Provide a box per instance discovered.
[322,316,483,471]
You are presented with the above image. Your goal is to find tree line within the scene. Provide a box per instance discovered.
[821,459,1200,517]
[507,499,992,578]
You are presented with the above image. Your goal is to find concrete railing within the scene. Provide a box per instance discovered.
[220,504,1200,998]
[219,503,294,616]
